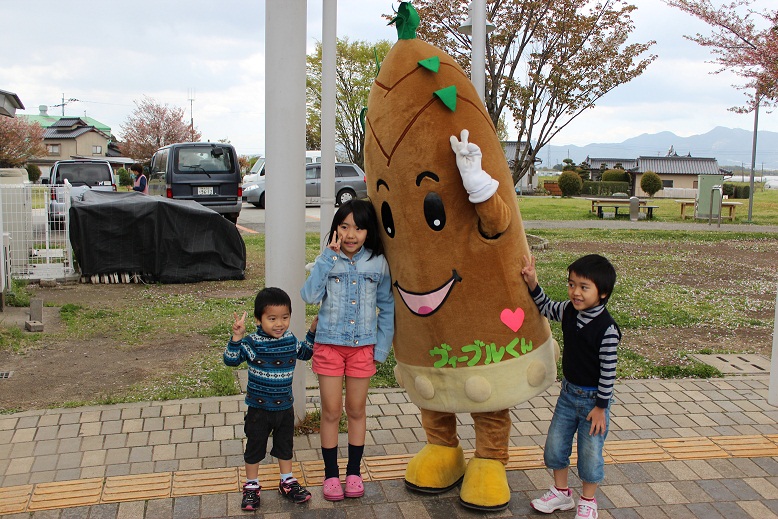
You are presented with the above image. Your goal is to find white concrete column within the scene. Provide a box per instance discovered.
[265,0,308,423]
[769,285,778,407]
[320,0,337,242]
[471,0,486,103]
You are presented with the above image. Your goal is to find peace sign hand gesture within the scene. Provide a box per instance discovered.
[232,311,247,341]
[327,231,341,254]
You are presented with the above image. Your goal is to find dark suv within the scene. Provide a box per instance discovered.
[148,143,242,223]
[244,162,367,208]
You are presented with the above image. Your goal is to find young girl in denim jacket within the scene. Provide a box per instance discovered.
[300,199,394,501]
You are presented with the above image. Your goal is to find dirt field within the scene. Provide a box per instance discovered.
[0,236,775,413]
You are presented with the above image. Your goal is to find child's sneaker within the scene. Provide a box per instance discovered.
[530,486,575,513]
[575,497,598,519]
[241,483,260,511]
[278,477,312,503]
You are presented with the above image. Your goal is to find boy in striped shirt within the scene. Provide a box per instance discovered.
[522,254,621,519]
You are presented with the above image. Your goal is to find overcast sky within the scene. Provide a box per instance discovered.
[1,0,775,158]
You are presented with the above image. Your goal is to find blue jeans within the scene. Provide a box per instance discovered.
[544,379,610,484]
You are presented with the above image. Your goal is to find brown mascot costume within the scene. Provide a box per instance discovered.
[364,2,559,511]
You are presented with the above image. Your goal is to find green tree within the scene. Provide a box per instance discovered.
[307,37,392,169]
[640,170,662,197]
[26,163,42,183]
[400,0,656,185]
[558,169,583,197]
[0,116,45,168]
[602,169,629,182]
[117,167,132,187]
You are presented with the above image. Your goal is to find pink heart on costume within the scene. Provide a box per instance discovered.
[500,307,525,332]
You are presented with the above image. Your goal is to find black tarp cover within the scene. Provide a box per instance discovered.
[70,191,246,283]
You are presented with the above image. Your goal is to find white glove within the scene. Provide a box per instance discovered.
[449,129,498,203]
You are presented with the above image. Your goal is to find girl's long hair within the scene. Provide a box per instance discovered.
[326,199,384,259]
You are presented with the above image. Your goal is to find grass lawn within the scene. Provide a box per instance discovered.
[518,185,778,226]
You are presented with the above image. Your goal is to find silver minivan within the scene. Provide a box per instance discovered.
[244,162,367,208]
[148,143,242,223]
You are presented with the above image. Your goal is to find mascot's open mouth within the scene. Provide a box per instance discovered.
[394,270,462,317]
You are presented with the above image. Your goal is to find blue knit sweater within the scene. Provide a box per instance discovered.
[223,327,314,411]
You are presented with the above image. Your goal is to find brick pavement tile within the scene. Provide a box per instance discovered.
[32,439,59,457]
[754,423,778,435]
[626,482,665,506]
[56,451,82,470]
[54,467,82,480]
[30,454,58,473]
[712,501,755,519]
[686,413,719,427]
[129,446,153,464]
[10,428,35,443]
[0,417,19,430]
[397,501,432,519]
[204,413,225,428]
[103,434,127,450]
[59,437,83,454]
[720,478,764,501]
[686,502,726,518]
[610,416,639,431]
[57,423,81,439]
[220,399,241,413]
[656,402,685,415]
[184,415,205,429]
[732,423,762,435]
[130,461,155,474]
[160,404,182,417]
[743,477,778,500]
[220,438,244,457]
[650,392,677,404]
[125,431,149,448]
[647,482,688,504]
[100,420,123,436]
[175,401,200,417]
[10,442,34,458]
[121,418,143,434]
[163,416,185,430]
[398,403,419,416]
[143,417,165,432]
[200,493,228,519]
[140,405,162,419]
[698,478,739,501]
[105,448,130,465]
[60,506,93,519]
[658,503,699,518]
[380,404,402,416]
[172,495,201,519]
[629,416,660,430]
[117,499,146,519]
[617,463,655,484]
[177,458,202,471]
[192,427,214,443]
[752,457,778,475]
[81,449,107,467]
[739,500,778,519]
[33,426,58,441]
[512,421,541,437]
[146,430,170,446]
[104,463,131,477]
[79,465,106,480]
[225,412,244,427]
[371,430,397,446]
[378,416,401,430]
[56,412,80,425]
[146,498,174,519]
[170,429,192,445]
[1,473,31,487]
[531,408,554,421]
[393,428,417,444]
[600,485,640,508]
[684,460,723,480]
[397,415,421,429]
[198,441,222,458]
[369,393,389,405]
[200,401,221,415]
[152,444,177,462]
[744,411,775,425]
[79,422,103,438]
[120,407,142,420]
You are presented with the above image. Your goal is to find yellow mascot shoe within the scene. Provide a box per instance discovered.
[459,457,510,511]
[405,444,465,493]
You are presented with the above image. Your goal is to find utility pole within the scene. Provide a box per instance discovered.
[188,88,195,142]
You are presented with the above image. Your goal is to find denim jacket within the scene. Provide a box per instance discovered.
[300,246,394,363]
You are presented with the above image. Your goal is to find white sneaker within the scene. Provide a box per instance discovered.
[530,486,575,513]
[575,498,598,519]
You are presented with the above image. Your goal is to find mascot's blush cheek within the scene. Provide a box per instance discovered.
[500,308,525,333]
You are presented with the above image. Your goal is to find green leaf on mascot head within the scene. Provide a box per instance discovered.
[389,1,419,40]
[434,85,457,112]
[418,56,440,73]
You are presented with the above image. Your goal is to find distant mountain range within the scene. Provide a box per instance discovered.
[543,127,778,171]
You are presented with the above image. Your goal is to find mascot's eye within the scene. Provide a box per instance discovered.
[381,201,395,238]
[423,192,446,231]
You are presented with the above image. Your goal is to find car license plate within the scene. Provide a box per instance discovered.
[197,186,213,195]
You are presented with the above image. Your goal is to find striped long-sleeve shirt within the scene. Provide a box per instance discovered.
[530,285,621,408]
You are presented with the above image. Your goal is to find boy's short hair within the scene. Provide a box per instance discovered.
[254,287,292,319]
[568,254,616,304]
[130,163,143,174]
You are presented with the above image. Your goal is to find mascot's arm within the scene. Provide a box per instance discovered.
[373,258,395,363]
[450,129,511,237]
[300,252,337,304]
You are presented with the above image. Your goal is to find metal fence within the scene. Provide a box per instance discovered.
[0,184,76,282]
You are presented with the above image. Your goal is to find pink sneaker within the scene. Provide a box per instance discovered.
[344,474,364,498]
[322,477,344,501]
[575,498,598,519]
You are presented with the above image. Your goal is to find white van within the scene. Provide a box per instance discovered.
[306,151,322,163]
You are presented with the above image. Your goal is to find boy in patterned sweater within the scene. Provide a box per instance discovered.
[522,254,621,519]
[224,287,316,510]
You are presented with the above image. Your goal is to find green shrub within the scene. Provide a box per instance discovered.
[558,170,583,197]
[735,184,750,199]
[640,170,662,197]
[25,163,42,183]
[602,169,629,183]
[117,167,132,187]
[582,181,630,196]
[722,183,735,198]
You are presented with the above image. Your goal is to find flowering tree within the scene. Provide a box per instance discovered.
[402,0,657,184]
[664,0,778,111]
[0,116,46,168]
[119,96,201,161]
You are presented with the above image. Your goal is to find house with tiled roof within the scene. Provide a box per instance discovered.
[584,157,637,181]
[19,105,132,179]
[586,148,729,196]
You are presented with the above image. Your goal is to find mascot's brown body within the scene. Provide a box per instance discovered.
[364,3,558,511]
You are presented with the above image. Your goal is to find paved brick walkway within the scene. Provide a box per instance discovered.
[1,375,777,517]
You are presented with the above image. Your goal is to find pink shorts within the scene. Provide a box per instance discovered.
[312,343,376,378]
